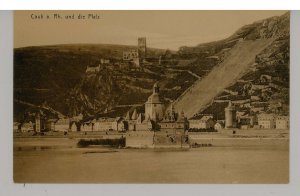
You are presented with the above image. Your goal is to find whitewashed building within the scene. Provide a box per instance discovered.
[214,122,224,130]
[257,113,276,129]
[13,122,21,132]
[20,121,34,132]
[93,117,125,132]
[189,115,215,129]
[276,116,289,129]
[70,122,78,132]
[55,118,70,132]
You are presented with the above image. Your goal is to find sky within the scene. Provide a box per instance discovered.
[14,11,287,50]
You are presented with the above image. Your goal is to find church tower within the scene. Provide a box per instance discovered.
[145,83,165,121]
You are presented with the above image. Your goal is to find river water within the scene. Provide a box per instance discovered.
[13,138,289,184]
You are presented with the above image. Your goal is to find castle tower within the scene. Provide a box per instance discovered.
[138,37,147,60]
[225,101,236,128]
[35,112,41,132]
[145,83,165,122]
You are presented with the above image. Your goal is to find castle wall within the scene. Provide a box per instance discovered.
[136,123,150,131]
[125,131,154,148]
[153,131,189,148]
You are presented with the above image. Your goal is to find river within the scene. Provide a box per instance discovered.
[13,138,289,184]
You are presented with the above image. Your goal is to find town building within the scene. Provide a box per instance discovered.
[275,116,289,129]
[20,121,34,132]
[13,122,21,132]
[238,115,257,127]
[240,125,250,129]
[214,121,224,130]
[55,118,70,132]
[189,115,215,129]
[46,119,57,131]
[93,117,126,132]
[93,117,116,131]
[236,112,257,127]
[86,122,94,132]
[159,105,187,133]
[257,113,276,129]
[70,122,78,132]
[82,120,96,132]
[125,110,153,131]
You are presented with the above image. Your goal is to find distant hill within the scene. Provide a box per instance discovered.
[14,44,193,120]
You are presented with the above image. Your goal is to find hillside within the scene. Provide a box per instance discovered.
[172,39,274,118]
[14,12,289,122]
[14,44,197,120]
[175,12,289,119]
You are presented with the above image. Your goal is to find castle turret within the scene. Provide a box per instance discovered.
[145,83,165,121]
[35,112,41,132]
[125,111,131,120]
[131,109,138,120]
[153,82,159,94]
[225,101,236,128]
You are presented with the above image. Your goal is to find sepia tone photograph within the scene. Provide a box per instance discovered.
[13,10,290,184]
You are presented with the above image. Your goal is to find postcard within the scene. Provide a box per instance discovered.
[13,10,289,183]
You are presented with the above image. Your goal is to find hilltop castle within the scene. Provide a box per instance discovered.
[122,37,147,68]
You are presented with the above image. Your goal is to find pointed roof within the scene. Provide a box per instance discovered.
[131,109,138,120]
[137,113,143,122]
[125,111,131,120]
[228,101,232,107]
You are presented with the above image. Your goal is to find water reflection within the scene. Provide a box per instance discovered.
[14,146,74,152]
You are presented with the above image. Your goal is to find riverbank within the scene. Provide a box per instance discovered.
[14,128,289,148]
